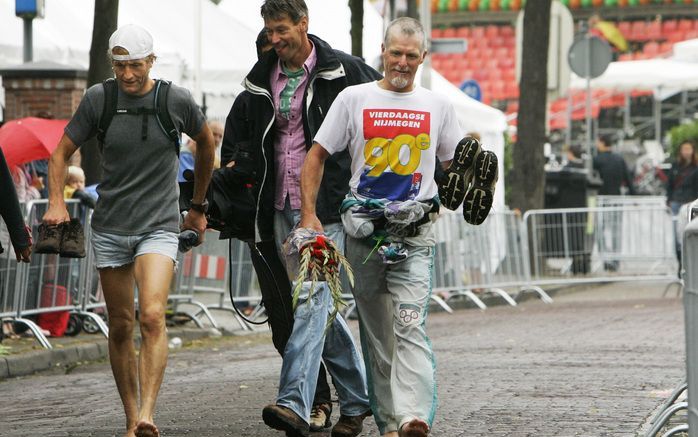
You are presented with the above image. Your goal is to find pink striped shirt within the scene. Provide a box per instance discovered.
[271,45,317,211]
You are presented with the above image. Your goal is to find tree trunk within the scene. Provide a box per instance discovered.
[83,0,119,185]
[349,0,363,58]
[510,0,551,213]
[406,0,418,18]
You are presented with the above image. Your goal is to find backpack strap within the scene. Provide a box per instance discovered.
[97,78,119,151]
[153,79,181,156]
[97,78,180,156]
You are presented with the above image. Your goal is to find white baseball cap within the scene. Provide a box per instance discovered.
[108,24,154,61]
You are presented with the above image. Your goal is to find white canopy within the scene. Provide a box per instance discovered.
[569,41,698,99]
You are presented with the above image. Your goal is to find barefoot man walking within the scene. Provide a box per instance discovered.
[42,24,214,437]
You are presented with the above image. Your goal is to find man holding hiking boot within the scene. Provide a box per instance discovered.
[42,24,215,437]
[299,17,498,437]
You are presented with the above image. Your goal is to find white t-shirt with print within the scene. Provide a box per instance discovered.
[314,81,462,202]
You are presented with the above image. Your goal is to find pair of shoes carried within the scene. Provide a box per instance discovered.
[331,409,372,437]
[309,402,332,431]
[398,418,429,437]
[35,219,86,258]
[437,137,499,225]
[262,404,309,437]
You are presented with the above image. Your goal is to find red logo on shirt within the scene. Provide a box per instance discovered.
[363,109,430,139]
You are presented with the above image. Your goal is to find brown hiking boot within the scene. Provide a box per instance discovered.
[262,404,309,437]
[331,409,372,437]
[398,418,429,437]
[35,223,63,254]
[59,218,86,258]
[309,403,332,431]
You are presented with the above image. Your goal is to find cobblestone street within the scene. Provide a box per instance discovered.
[0,283,686,436]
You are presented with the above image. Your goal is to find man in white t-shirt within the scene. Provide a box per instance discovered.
[299,17,497,437]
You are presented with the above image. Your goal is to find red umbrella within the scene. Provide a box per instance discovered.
[0,117,68,168]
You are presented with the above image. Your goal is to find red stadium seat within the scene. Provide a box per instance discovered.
[456,26,470,38]
[630,21,648,42]
[471,26,485,39]
[643,41,660,57]
[661,19,678,36]
[442,27,457,38]
[667,29,686,43]
[617,21,632,36]
[659,41,673,55]
[500,26,515,38]
[504,82,519,99]
[678,19,694,31]
[647,21,661,41]
[485,25,499,38]
[431,28,443,39]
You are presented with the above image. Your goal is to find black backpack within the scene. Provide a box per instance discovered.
[96,78,180,154]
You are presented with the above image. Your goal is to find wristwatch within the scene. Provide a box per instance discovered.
[190,199,209,214]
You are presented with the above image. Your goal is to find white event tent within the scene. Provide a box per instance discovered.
[569,39,698,98]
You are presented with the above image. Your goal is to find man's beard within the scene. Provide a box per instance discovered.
[389,73,409,89]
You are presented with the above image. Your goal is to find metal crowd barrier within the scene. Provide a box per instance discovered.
[0,199,109,349]
[432,210,552,309]
[523,205,680,288]
[173,231,262,331]
[665,217,698,436]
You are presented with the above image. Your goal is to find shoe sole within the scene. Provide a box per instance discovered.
[463,151,498,225]
[438,137,481,210]
[262,409,309,437]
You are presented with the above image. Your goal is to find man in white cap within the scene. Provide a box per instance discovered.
[43,24,215,437]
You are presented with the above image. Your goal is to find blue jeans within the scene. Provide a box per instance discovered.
[273,200,370,421]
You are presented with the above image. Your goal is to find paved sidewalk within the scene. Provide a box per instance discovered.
[0,280,686,436]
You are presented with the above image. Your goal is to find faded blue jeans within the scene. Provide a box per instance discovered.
[273,199,370,422]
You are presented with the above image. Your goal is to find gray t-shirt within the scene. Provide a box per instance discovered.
[65,81,205,235]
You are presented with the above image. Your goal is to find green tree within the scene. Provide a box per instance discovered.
[349,0,364,58]
[82,0,119,185]
[406,0,418,18]
[509,0,551,212]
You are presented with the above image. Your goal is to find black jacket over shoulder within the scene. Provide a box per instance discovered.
[222,34,382,242]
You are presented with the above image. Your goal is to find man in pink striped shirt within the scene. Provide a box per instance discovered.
[232,1,382,436]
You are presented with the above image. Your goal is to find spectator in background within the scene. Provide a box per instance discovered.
[666,139,698,274]
[593,135,635,196]
[179,121,225,182]
[0,148,32,262]
[592,136,634,272]
[208,120,224,167]
[64,166,96,209]
[11,163,43,203]
[177,134,196,182]
[666,140,698,215]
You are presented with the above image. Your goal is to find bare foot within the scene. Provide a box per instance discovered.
[135,420,160,437]
[399,418,429,437]
[382,432,399,437]
[123,428,136,437]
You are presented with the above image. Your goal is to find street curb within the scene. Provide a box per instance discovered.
[0,327,215,380]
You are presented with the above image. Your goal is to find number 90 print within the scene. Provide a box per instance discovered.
[363,133,431,177]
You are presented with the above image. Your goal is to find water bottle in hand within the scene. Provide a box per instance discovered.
[178,230,199,253]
